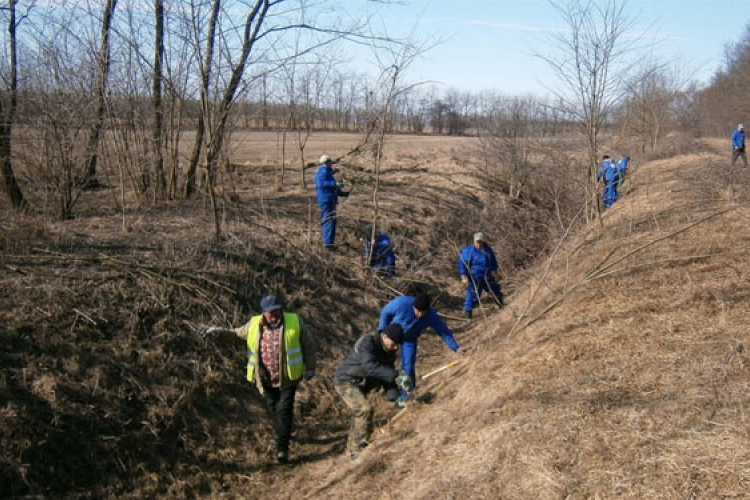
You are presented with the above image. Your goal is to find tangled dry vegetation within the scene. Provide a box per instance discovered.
[3,133,748,499]
[2,133,551,499]
[283,140,750,500]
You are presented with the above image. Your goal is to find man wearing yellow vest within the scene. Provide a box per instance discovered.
[204,295,316,463]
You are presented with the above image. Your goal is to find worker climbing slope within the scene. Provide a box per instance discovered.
[597,154,621,209]
[457,232,504,319]
[378,294,463,398]
[334,324,412,459]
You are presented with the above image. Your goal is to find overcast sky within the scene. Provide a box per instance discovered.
[345,0,750,96]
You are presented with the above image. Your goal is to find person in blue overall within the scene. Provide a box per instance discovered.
[597,155,620,209]
[731,124,747,166]
[457,232,503,319]
[314,154,349,249]
[362,225,396,277]
[378,295,463,399]
[616,156,630,190]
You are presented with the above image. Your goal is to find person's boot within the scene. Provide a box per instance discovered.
[464,309,472,319]
[276,449,289,463]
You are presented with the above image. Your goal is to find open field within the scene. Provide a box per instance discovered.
[167,130,477,167]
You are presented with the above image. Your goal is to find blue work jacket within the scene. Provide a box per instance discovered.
[458,244,498,279]
[314,164,342,206]
[378,296,458,350]
[616,157,629,177]
[732,129,745,149]
[365,234,396,273]
[597,161,620,188]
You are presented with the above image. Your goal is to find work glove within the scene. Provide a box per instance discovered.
[199,326,223,338]
[339,190,350,198]
[395,370,413,392]
[336,181,345,189]
[460,275,469,284]
[304,369,315,381]
[393,396,408,409]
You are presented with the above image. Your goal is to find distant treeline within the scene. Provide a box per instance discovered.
[1,0,746,219]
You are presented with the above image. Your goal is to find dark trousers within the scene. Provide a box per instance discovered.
[261,380,297,453]
[732,147,748,166]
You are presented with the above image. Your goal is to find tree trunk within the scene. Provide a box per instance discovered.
[204,0,271,238]
[83,0,118,187]
[262,73,269,129]
[1,0,26,211]
[185,0,220,198]
[185,114,206,197]
[167,87,183,199]
[152,0,167,197]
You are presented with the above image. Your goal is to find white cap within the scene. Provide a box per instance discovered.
[473,232,485,242]
[319,154,332,164]
[740,124,744,129]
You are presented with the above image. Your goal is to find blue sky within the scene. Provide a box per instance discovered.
[351,0,750,96]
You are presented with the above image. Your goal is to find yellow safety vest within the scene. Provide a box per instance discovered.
[246,313,304,383]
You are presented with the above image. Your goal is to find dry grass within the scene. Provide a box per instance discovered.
[274,144,750,499]
[0,131,487,499]
[4,131,749,499]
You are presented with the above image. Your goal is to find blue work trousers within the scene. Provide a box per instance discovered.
[602,187,618,209]
[400,340,419,399]
[464,274,502,311]
[319,201,337,248]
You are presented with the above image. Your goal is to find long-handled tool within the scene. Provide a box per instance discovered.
[420,359,462,381]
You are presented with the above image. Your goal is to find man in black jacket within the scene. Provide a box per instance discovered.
[334,324,411,459]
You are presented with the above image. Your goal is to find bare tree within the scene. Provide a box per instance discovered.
[695,22,750,136]
[541,0,638,219]
[288,58,334,189]
[82,0,118,187]
[151,0,166,195]
[183,0,219,198]
[202,1,274,237]
[276,32,320,191]
[617,58,693,152]
[364,35,429,263]
[10,3,119,219]
[478,96,539,200]
[180,0,391,237]
[1,0,27,210]
[673,81,701,137]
